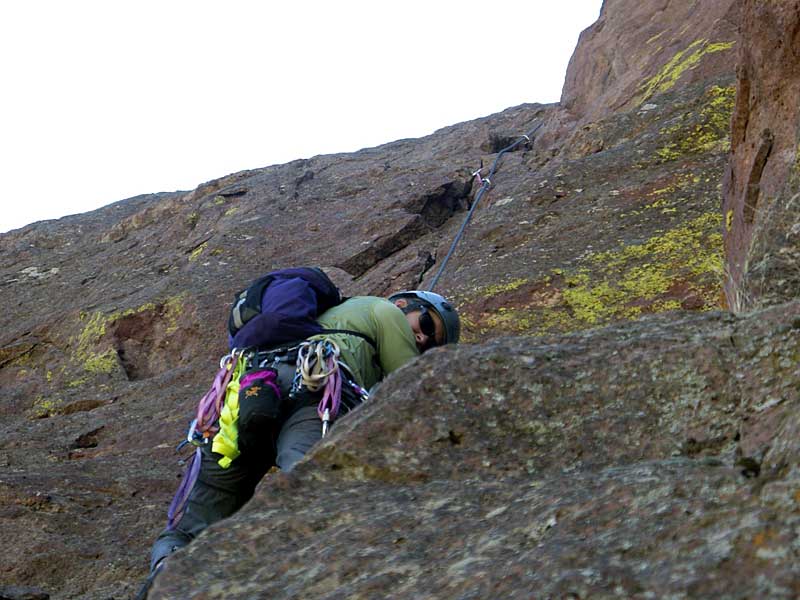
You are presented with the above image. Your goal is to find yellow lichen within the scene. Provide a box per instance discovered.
[189,242,207,262]
[651,187,674,196]
[656,85,735,162]
[468,213,724,337]
[794,142,800,176]
[73,297,186,374]
[68,377,89,389]
[638,40,735,104]
[481,278,528,297]
[162,294,186,334]
[83,350,119,374]
[562,274,631,325]
[29,395,63,419]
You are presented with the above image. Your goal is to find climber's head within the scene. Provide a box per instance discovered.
[388,290,460,352]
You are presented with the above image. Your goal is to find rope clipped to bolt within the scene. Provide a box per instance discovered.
[427,121,544,292]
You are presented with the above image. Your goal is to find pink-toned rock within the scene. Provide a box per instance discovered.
[723,0,800,310]
[562,0,740,124]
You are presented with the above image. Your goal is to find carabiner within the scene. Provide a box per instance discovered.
[321,408,331,437]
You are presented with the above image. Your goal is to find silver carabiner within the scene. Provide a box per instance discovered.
[321,408,331,437]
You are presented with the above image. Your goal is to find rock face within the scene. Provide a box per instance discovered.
[723,0,800,310]
[1,1,797,598]
[153,303,800,599]
[560,0,740,123]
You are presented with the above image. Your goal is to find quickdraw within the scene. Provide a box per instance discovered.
[293,340,371,437]
[293,339,344,437]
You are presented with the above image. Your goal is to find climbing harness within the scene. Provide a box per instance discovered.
[166,335,374,531]
[427,121,544,292]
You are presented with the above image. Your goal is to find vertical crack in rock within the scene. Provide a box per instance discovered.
[293,170,315,200]
[336,179,471,278]
[744,129,773,224]
[416,251,437,286]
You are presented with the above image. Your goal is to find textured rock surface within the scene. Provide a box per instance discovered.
[559,0,739,125]
[1,1,799,598]
[723,0,800,310]
[151,302,800,599]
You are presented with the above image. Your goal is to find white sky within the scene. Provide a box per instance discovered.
[0,1,602,234]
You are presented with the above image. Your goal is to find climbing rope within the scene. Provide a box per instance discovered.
[427,121,544,292]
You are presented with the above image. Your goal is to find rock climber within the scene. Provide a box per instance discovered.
[146,284,460,578]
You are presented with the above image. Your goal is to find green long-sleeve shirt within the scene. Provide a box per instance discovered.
[313,296,419,390]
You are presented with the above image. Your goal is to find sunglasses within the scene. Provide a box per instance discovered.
[419,307,438,341]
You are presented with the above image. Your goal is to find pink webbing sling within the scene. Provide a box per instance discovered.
[166,352,238,530]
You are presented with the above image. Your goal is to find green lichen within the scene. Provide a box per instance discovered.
[74,296,186,374]
[29,395,63,419]
[794,142,800,176]
[162,294,186,334]
[646,31,666,46]
[83,350,118,374]
[562,274,631,325]
[638,40,735,104]
[656,85,736,162]
[189,242,207,262]
[481,278,528,297]
[593,213,723,276]
[563,213,724,325]
[623,173,707,219]
[468,213,723,338]
[74,311,117,374]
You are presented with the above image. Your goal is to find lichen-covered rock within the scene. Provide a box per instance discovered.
[723,0,800,310]
[560,0,739,125]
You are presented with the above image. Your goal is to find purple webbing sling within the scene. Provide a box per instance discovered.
[166,447,202,529]
[166,355,235,530]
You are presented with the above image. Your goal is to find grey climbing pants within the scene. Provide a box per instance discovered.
[150,357,361,571]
